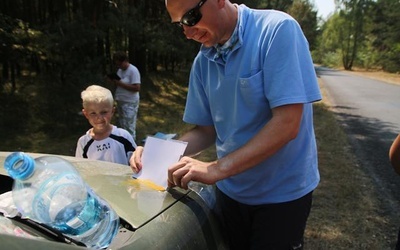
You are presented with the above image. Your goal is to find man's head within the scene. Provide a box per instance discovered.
[165,0,237,47]
[113,51,130,70]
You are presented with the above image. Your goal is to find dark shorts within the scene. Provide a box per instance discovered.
[216,188,313,250]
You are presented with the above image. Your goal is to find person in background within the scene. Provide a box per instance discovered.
[130,0,322,249]
[76,85,136,165]
[107,51,141,140]
[389,134,400,250]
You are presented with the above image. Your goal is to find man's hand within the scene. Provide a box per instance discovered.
[129,146,144,173]
[168,156,219,189]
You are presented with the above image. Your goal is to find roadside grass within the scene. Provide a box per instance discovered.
[1,69,398,248]
[306,99,394,249]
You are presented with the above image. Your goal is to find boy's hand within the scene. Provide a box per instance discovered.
[130,146,144,173]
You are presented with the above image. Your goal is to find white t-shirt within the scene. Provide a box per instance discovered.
[115,64,141,103]
[75,126,137,165]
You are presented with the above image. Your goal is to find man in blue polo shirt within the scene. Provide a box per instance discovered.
[131,0,321,249]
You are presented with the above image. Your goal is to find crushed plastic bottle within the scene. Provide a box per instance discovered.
[4,152,120,249]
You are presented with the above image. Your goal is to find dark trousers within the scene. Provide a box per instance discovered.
[216,188,313,250]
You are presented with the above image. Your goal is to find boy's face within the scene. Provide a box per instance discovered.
[82,102,114,133]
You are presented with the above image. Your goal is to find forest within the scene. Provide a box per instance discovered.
[0,0,399,152]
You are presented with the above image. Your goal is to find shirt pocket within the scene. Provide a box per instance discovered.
[238,70,266,108]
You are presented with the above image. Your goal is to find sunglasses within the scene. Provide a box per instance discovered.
[172,0,207,27]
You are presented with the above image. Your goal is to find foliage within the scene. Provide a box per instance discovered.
[369,0,400,73]
[234,0,293,10]
[317,0,370,70]
[316,0,400,72]
[287,0,318,51]
[353,34,380,70]
[0,0,319,137]
[2,0,400,147]
[313,13,342,67]
[0,14,42,91]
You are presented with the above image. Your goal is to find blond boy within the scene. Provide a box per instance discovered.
[75,85,137,165]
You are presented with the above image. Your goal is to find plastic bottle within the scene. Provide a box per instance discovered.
[3,152,120,249]
[188,181,216,209]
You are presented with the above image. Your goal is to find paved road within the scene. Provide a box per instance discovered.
[316,66,400,217]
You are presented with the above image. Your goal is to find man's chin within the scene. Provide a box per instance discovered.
[201,41,216,48]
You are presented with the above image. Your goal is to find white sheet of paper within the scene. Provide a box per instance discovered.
[132,136,188,189]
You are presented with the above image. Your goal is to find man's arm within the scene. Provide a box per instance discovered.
[114,80,140,92]
[179,125,217,157]
[168,103,303,189]
[216,103,303,177]
[390,134,400,174]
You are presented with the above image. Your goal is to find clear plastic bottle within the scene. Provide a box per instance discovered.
[188,181,216,209]
[4,152,120,249]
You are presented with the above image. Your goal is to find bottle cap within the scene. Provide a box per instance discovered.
[4,152,35,180]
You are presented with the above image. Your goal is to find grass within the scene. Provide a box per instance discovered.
[1,68,399,248]
[306,101,393,249]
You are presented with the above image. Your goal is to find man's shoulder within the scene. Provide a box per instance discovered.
[127,64,141,81]
[241,4,295,24]
[128,64,139,72]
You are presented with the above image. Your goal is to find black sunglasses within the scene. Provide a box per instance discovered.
[172,0,207,27]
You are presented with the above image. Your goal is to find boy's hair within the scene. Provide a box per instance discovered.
[113,51,129,62]
[81,85,114,108]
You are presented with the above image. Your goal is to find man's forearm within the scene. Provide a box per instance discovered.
[216,104,303,178]
[179,125,216,156]
[116,81,140,92]
[390,134,400,174]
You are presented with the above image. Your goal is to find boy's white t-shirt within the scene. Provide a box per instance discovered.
[75,125,137,165]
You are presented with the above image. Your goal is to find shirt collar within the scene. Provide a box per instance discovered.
[201,4,244,62]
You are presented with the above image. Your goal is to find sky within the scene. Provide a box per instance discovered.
[314,0,336,19]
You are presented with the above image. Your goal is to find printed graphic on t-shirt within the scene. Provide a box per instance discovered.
[97,143,111,152]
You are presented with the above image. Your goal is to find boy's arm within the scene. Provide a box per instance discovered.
[389,134,400,174]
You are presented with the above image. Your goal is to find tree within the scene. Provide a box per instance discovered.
[287,0,319,50]
[335,0,371,70]
[370,0,400,72]
[313,13,343,67]
[0,13,42,93]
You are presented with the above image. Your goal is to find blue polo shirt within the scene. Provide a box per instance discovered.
[183,5,322,205]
